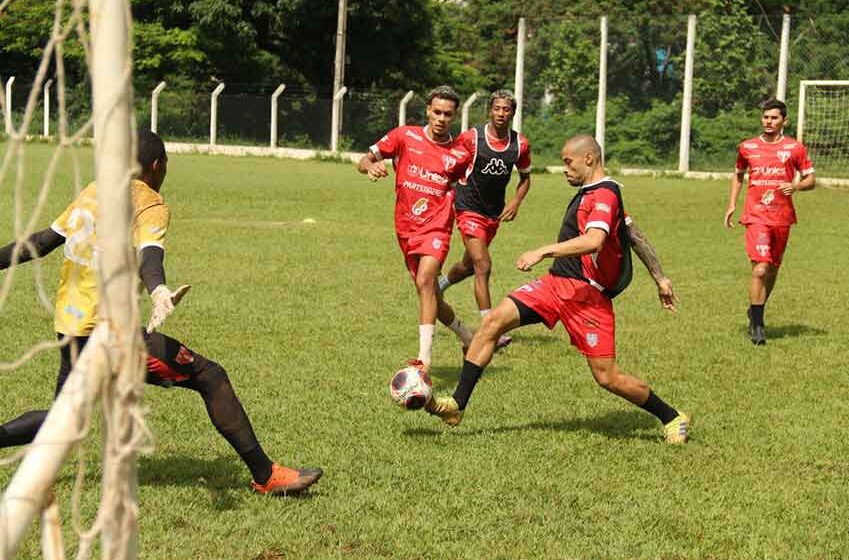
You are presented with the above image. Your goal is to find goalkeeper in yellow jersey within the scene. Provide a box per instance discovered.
[0,131,321,496]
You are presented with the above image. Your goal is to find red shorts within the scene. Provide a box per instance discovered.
[456,211,500,246]
[509,274,616,358]
[745,223,791,267]
[397,229,451,279]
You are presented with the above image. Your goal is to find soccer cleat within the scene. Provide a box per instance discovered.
[425,395,464,427]
[251,463,323,496]
[751,325,766,346]
[663,412,691,445]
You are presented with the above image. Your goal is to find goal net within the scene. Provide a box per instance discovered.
[797,80,849,178]
[0,1,146,559]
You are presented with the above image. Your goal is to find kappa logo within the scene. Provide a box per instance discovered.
[442,155,458,172]
[432,238,442,249]
[761,189,775,205]
[586,333,599,348]
[412,198,429,216]
[594,202,611,214]
[481,158,509,176]
[776,150,792,164]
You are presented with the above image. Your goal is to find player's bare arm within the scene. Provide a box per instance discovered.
[725,170,745,228]
[357,151,388,182]
[499,171,531,222]
[516,228,607,271]
[628,221,677,311]
[778,172,816,196]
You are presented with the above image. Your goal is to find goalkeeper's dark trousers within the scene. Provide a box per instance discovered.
[0,331,273,483]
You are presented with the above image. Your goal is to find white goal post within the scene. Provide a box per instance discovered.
[796,80,849,178]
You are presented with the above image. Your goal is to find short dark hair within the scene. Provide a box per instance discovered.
[137,130,166,168]
[489,89,517,112]
[761,98,787,118]
[426,85,460,109]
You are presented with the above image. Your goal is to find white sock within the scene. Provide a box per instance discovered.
[479,308,491,317]
[448,316,474,346]
[418,324,435,366]
[438,275,451,293]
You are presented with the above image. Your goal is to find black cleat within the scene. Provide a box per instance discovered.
[751,324,766,346]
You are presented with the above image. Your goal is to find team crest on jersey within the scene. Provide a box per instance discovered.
[776,150,791,163]
[481,158,509,175]
[432,238,442,249]
[586,333,599,348]
[412,197,429,216]
[594,202,611,214]
[761,189,775,205]
[442,155,457,172]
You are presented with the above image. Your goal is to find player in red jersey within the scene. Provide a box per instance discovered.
[425,135,690,444]
[357,86,476,370]
[438,90,532,349]
[724,99,815,345]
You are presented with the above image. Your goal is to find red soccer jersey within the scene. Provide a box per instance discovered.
[371,126,471,236]
[736,135,814,226]
[550,178,626,293]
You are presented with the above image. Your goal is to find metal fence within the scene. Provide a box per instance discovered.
[3,11,849,175]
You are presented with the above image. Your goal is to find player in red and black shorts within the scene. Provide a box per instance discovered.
[438,90,532,348]
[725,98,815,345]
[357,86,477,370]
[425,135,691,445]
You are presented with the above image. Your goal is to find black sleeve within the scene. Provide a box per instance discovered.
[139,246,166,294]
[0,228,65,269]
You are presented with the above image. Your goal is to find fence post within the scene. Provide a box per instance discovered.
[513,17,526,132]
[210,82,225,146]
[43,79,53,138]
[796,81,807,143]
[330,86,348,152]
[4,76,14,134]
[270,83,287,148]
[776,13,791,101]
[462,92,480,132]
[150,81,166,133]
[595,17,607,158]
[398,90,414,127]
[678,14,697,173]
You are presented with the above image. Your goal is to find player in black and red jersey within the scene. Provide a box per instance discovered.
[425,135,690,444]
[438,90,532,349]
[357,86,479,371]
[724,99,815,345]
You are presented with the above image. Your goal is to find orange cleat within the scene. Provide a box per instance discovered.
[251,463,323,496]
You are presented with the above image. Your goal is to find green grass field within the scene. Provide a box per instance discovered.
[2,144,849,559]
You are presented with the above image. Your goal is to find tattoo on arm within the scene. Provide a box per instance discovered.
[628,222,665,282]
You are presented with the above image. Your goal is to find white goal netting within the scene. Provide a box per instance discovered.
[797,81,849,178]
[0,1,147,559]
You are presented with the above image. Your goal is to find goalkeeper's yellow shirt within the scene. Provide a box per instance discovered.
[50,179,169,336]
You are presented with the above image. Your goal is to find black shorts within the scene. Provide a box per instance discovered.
[55,330,212,395]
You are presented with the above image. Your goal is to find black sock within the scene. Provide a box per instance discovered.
[0,410,48,448]
[750,304,765,327]
[639,391,679,424]
[452,360,484,410]
[239,444,273,484]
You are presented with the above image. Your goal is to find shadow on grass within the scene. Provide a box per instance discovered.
[766,323,827,339]
[427,364,505,387]
[404,409,657,442]
[139,454,246,510]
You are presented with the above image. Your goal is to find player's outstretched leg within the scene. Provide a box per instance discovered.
[585,357,690,444]
[145,331,323,495]
[426,297,521,427]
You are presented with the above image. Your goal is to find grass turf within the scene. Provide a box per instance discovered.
[1,143,848,559]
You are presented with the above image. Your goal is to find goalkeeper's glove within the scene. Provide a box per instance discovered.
[146,284,191,334]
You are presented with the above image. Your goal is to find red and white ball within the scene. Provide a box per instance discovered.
[389,366,433,410]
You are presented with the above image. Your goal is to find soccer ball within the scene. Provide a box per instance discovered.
[389,366,433,410]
